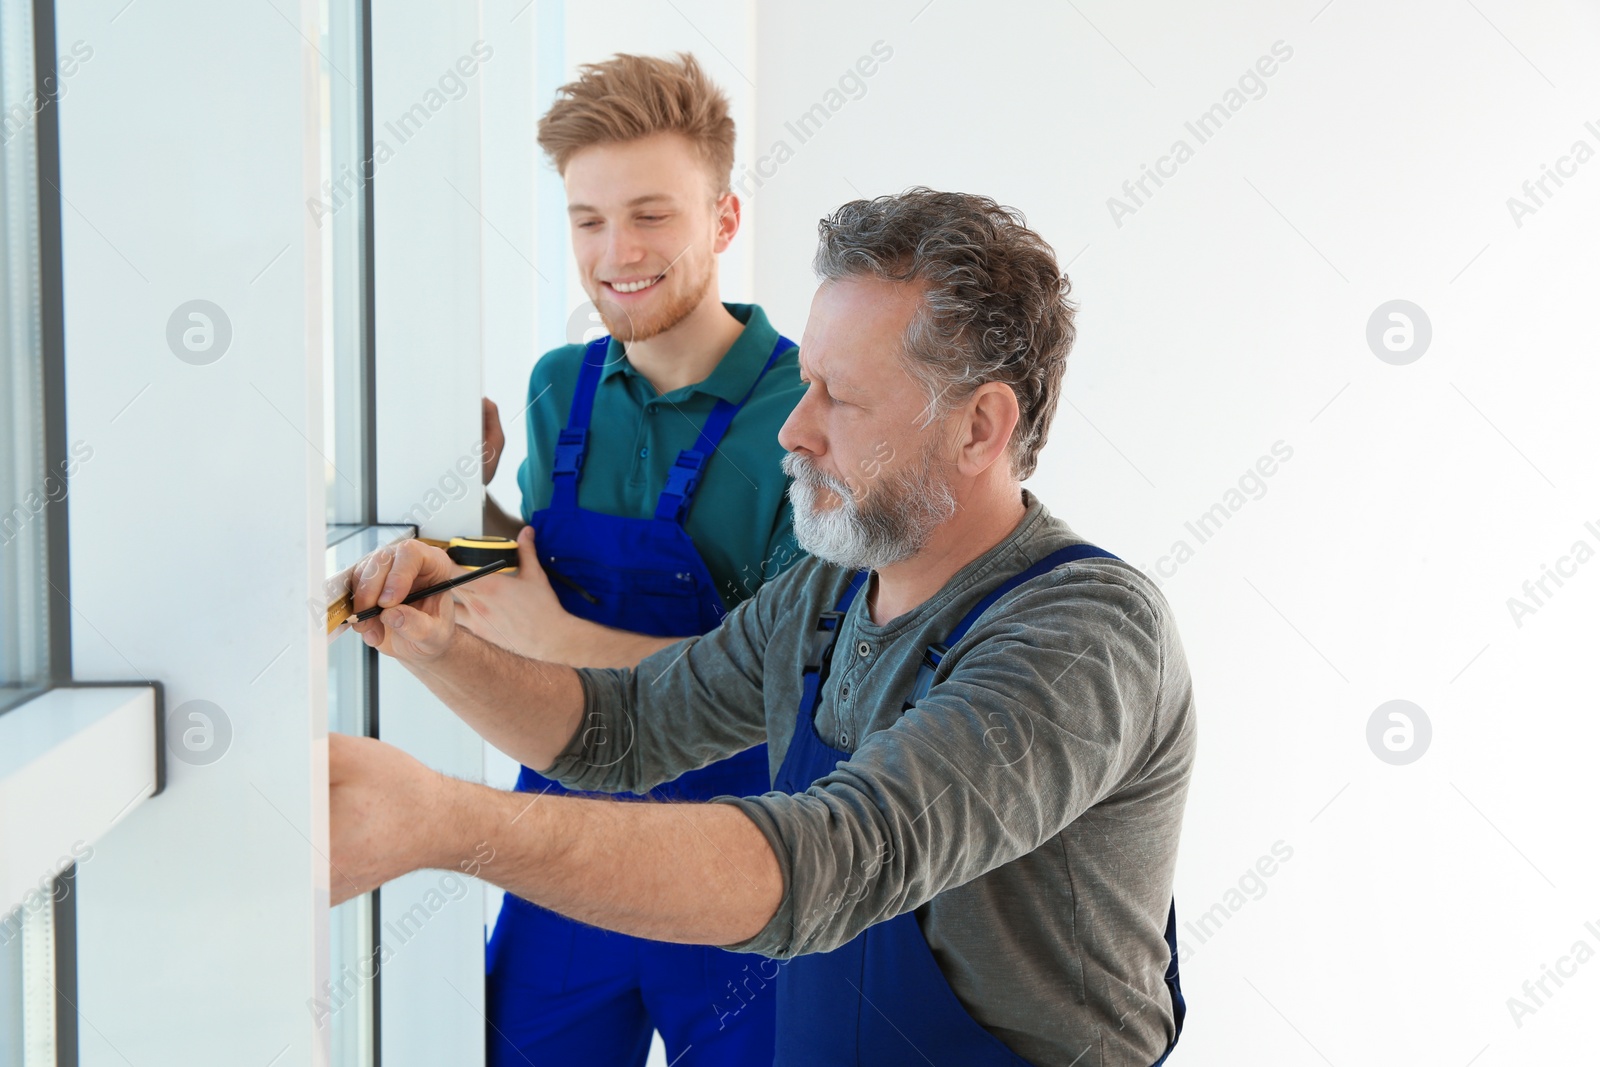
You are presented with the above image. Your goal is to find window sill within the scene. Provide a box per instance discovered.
[0,683,162,916]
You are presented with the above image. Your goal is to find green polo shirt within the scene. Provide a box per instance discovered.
[516,303,806,610]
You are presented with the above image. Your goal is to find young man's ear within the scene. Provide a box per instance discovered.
[713,191,741,253]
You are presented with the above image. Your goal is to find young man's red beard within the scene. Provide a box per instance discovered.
[594,256,714,343]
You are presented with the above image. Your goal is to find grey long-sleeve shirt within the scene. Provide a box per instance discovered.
[548,491,1197,1067]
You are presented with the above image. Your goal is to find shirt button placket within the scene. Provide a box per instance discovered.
[836,670,853,749]
[836,633,866,749]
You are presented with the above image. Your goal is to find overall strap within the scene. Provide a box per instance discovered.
[1152,898,1187,1065]
[549,337,611,510]
[795,569,870,729]
[904,543,1121,709]
[654,334,797,525]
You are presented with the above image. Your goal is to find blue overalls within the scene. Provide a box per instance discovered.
[774,545,1186,1067]
[485,333,794,1067]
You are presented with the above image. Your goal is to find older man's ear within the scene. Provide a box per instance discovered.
[953,381,1022,478]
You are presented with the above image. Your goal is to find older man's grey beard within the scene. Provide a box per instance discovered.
[782,447,957,571]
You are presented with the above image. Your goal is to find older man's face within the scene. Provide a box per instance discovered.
[778,276,959,570]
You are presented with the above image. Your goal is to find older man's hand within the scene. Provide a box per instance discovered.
[328,733,453,905]
[349,538,463,662]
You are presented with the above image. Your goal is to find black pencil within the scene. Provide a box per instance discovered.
[347,557,512,625]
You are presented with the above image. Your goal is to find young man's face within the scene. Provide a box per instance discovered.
[778,276,961,570]
[563,132,736,344]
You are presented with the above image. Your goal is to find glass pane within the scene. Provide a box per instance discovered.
[327,614,375,1065]
[327,891,376,1066]
[319,0,376,1056]
[320,0,370,525]
[0,898,56,1067]
[318,0,375,1045]
[325,523,390,735]
[325,525,412,1065]
[0,0,49,713]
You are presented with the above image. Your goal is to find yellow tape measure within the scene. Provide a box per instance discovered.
[438,535,520,570]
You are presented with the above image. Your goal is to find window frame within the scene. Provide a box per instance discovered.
[35,0,70,700]
[0,2,160,1062]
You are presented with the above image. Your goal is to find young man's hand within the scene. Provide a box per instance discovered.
[482,396,506,483]
[349,539,464,662]
[454,525,573,661]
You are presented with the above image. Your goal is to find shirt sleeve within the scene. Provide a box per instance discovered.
[542,561,802,794]
[717,567,1169,959]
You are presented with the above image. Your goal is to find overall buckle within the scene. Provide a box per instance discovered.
[657,450,707,522]
[553,428,588,476]
[663,450,706,496]
[803,610,846,672]
[905,642,950,710]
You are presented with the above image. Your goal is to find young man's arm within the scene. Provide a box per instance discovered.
[481,396,524,538]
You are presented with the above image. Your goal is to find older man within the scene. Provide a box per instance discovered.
[333,189,1195,1067]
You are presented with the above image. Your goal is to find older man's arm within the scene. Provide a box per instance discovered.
[348,537,781,787]
[458,782,784,943]
[332,538,797,924]
[346,538,584,769]
[329,732,783,941]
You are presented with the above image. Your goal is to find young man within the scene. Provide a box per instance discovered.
[336,189,1194,1067]
[463,54,804,1067]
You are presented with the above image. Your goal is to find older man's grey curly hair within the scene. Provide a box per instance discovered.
[812,188,1077,480]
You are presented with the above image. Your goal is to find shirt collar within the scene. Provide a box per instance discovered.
[600,303,786,403]
[850,490,1057,639]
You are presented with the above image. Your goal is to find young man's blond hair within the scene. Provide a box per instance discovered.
[537,52,735,194]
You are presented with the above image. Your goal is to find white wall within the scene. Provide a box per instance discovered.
[481,0,540,578]
[753,1,1600,1063]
